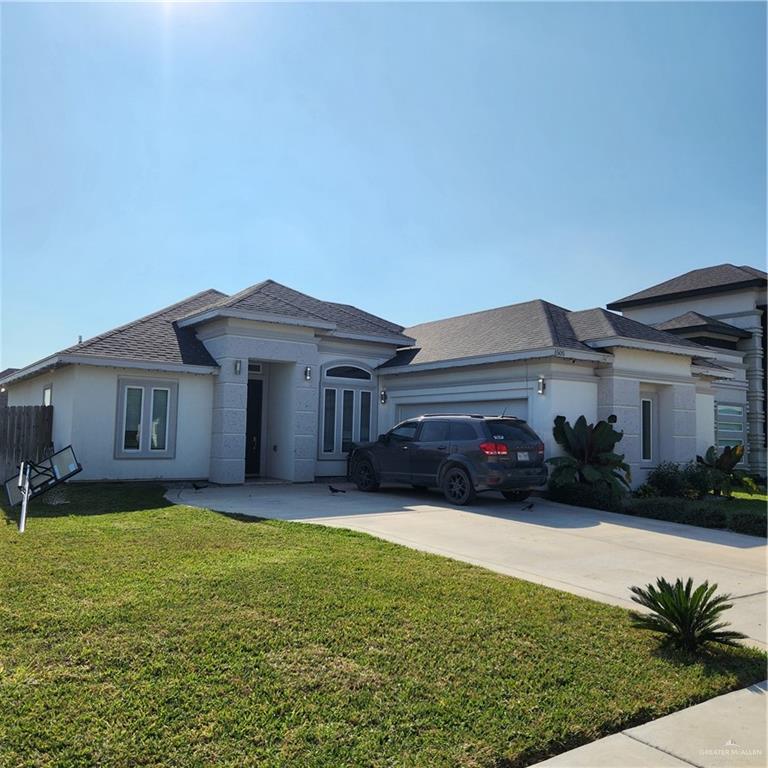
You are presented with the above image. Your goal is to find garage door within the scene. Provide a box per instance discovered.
[396,399,527,422]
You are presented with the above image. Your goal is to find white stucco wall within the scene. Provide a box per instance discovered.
[8,365,214,481]
[621,288,763,325]
[7,366,77,449]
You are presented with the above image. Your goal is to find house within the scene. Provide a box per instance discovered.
[0,369,19,408]
[1,265,764,486]
[608,264,766,475]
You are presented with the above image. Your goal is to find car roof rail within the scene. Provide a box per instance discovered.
[420,413,485,418]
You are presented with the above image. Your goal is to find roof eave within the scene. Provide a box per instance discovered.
[585,336,709,358]
[1,354,219,386]
[607,279,767,310]
[177,307,338,331]
[322,329,416,346]
[692,364,736,380]
[378,346,610,375]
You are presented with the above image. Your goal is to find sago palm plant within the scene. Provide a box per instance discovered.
[629,577,747,652]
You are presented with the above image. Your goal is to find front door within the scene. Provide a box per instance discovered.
[246,380,263,476]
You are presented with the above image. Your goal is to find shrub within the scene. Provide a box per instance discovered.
[643,461,712,500]
[681,462,713,500]
[622,498,727,529]
[728,511,767,538]
[629,577,747,652]
[645,462,690,498]
[547,483,623,512]
[547,414,631,495]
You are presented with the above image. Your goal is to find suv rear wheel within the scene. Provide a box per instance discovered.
[442,466,476,506]
[353,459,380,492]
[502,490,531,502]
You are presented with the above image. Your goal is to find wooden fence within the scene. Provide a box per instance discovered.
[0,406,54,482]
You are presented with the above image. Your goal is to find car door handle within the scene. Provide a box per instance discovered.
[437,445,447,450]
[400,445,409,451]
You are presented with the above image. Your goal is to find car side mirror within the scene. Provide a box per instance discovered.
[378,433,388,443]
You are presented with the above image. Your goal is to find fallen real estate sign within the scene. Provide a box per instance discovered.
[4,445,82,532]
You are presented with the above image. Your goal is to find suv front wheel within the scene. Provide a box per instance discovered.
[442,466,476,506]
[353,459,380,492]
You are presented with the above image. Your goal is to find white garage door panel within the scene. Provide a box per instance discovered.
[396,399,527,422]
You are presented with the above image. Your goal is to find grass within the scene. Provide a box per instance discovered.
[1,484,765,768]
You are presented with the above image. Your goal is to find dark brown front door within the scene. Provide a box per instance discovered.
[245,380,263,476]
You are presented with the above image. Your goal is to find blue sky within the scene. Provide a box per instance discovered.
[1,1,765,368]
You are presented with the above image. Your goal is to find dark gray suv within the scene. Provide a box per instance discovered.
[349,414,547,505]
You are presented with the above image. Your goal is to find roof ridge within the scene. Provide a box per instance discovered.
[257,281,350,325]
[65,289,227,352]
[405,298,571,332]
[217,279,274,308]
[324,300,404,334]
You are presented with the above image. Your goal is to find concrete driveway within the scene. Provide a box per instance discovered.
[168,482,767,648]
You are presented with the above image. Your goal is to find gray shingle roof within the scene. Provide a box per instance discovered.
[567,308,703,349]
[380,301,592,369]
[186,279,408,341]
[380,302,703,369]
[62,289,226,366]
[653,311,751,339]
[607,264,767,309]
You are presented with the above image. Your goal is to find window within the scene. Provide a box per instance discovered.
[716,404,745,453]
[123,387,143,450]
[418,421,450,443]
[341,390,354,452]
[486,420,537,443]
[390,421,419,441]
[115,378,178,459]
[321,363,375,457]
[42,385,52,407]
[150,388,169,451]
[641,399,652,461]
[359,391,371,443]
[326,366,371,380]
[323,389,337,453]
[449,422,477,441]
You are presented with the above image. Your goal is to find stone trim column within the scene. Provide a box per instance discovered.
[743,323,766,475]
[209,357,247,484]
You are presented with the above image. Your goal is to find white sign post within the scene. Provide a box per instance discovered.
[18,462,31,534]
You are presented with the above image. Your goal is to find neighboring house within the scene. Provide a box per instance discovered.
[608,264,766,475]
[0,368,20,407]
[0,265,764,486]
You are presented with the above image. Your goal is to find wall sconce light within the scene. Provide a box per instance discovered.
[380,389,388,405]
[537,376,546,395]
[234,359,242,376]
[304,366,312,381]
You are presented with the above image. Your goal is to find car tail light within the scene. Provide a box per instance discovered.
[536,443,545,456]
[479,441,509,456]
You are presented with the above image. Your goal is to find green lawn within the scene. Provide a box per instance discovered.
[1,484,765,768]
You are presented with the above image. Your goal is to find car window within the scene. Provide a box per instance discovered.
[449,421,477,441]
[418,421,450,443]
[390,421,419,442]
[486,420,538,443]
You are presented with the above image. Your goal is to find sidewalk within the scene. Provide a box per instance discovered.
[533,680,767,767]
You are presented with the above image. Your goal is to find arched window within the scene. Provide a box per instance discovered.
[326,365,371,381]
[321,363,375,456]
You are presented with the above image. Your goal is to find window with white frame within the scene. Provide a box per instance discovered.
[640,398,653,462]
[42,384,52,407]
[321,365,375,457]
[715,403,745,454]
[115,378,178,458]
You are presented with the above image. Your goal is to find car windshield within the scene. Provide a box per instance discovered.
[485,420,538,443]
